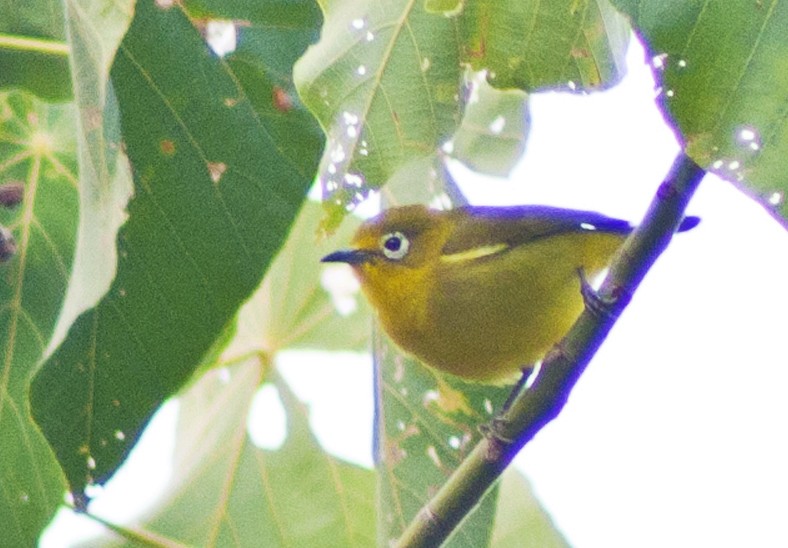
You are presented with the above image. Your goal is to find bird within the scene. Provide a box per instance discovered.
[322,204,698,384]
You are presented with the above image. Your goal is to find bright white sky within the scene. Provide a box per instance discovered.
[44,37,788,547]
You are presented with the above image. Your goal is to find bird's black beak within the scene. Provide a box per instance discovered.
[321,249,373,265]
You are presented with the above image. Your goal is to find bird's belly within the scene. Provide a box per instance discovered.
[423,284,583,382]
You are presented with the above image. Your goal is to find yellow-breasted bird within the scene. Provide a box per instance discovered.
[322,205,698,383]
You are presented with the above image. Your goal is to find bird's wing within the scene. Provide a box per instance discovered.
[441,205,632,255]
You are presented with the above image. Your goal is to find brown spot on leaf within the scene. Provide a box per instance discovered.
[272,86,293,112]
[160,139,176,156]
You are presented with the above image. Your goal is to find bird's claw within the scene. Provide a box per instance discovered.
[578,267,621,319]
[479,416,516,445]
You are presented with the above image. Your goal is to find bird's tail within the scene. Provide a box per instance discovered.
[678,216,701,232]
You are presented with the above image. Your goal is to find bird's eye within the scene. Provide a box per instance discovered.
[380,231,410,260]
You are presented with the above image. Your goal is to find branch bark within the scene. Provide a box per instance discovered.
[395,152,706,547]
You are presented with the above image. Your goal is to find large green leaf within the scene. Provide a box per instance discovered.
[611,0,788,223]
[30,0,324,502]
[0,92,78,546]
[0,0,72,100]
[85,360,375,547]
[295,0,629,229]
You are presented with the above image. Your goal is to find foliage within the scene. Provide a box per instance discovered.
[612,0,788,220]
[0,91,78,546]
[0,0,784,545]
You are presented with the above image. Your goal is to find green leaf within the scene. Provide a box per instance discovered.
[460,0,630,92]
[451,72,529,177]
[0,91,78,545]
[491,469,570,548]
[295,0,629,230]
[0,0,72,100]
[611,0,788,222]
[375,333,513,546]
[30,0,323,502]
[85,361,376,546]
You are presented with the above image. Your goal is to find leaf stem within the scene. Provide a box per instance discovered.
[395,152,706,547]
[0,33,70,56]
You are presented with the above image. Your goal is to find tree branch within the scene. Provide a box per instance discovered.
[395,152,706,547]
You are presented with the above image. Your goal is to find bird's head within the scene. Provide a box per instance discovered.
[321,205,450,291]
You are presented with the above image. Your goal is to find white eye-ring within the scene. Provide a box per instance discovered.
[380,231,410,260]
